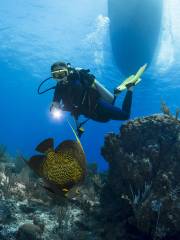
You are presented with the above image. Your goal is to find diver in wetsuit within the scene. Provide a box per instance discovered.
[50,61,146,136]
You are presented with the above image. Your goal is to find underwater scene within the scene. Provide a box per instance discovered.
[1,0,180,239]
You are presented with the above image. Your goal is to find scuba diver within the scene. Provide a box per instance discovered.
[38,61,147,137]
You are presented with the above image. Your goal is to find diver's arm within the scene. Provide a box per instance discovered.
[50,83,62,111]
[53,83,62,103]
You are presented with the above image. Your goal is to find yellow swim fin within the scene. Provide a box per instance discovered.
[114,64,147,94]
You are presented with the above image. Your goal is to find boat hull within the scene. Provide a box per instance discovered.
[108,0,163,75]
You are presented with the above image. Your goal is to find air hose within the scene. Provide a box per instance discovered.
[37,77,56,94]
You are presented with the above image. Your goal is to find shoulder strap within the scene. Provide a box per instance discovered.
[78,69,95,87]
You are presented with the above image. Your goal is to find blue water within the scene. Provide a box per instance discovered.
[0,0,180,171]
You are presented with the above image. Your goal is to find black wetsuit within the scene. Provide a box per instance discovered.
[94,90,132,122]
[53,70,132,122]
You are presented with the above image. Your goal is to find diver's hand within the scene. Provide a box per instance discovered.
[50,102,63,119]
[50,101,60,112]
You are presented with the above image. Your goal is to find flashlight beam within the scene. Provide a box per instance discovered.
[51,108,62,120]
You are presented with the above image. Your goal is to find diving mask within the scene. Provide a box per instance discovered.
[51,68,69,79]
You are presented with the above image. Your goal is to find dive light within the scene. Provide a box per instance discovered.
[51,107,62,120]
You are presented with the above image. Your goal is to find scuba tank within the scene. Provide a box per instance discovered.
[93,80,114,104]
[75,67,114,104]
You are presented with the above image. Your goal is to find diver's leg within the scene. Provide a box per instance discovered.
[121,89,133,118]
[112,95,117,105]
[96,90,133,120]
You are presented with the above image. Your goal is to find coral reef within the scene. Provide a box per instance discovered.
[161,99,180,120]
[0,151,104,240]
[1,113,180,239]
[101,114,180,239]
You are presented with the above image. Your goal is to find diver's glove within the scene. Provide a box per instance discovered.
[50,102,64,119]
[50,101,61,112]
